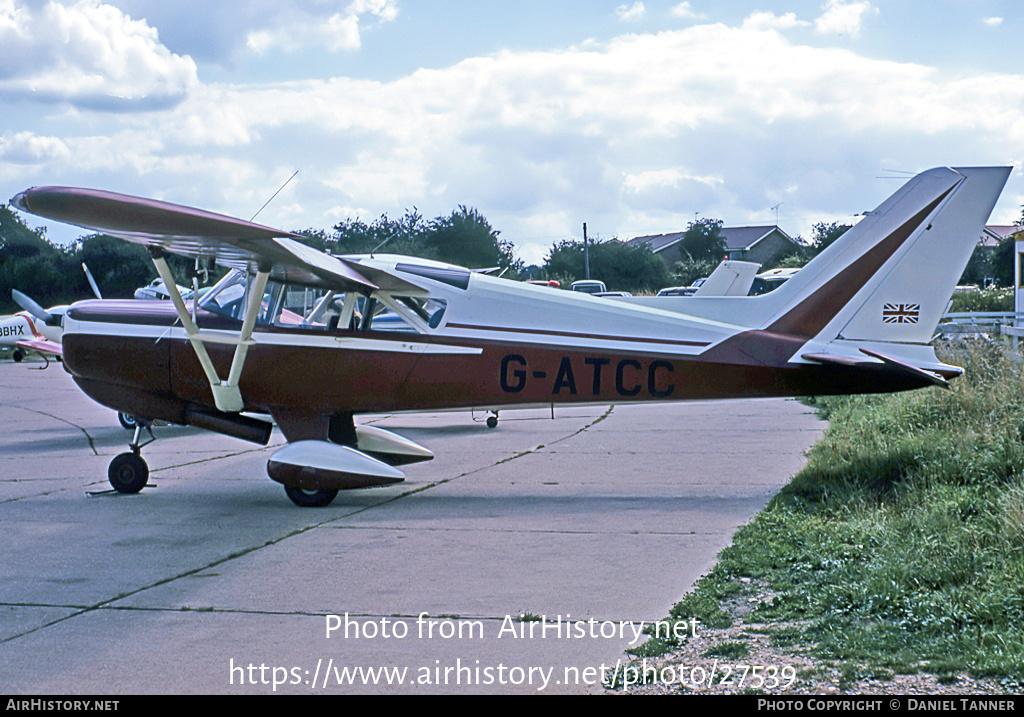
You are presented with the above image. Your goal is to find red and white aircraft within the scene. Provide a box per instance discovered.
[9,166,1010,506]
[0,290,66,364]
[2,264,103,364]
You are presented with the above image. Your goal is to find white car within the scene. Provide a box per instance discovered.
[570,280,607,294]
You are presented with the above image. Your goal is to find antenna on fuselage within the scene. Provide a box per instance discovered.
[371,231,399,257]
[250,170,298,222]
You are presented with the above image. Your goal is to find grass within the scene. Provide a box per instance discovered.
[639,339,1024,689]
[947,287,1014,313]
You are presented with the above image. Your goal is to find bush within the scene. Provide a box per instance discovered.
[947,287,1014,313]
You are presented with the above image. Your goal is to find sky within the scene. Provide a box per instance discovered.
[1,0,1022,267]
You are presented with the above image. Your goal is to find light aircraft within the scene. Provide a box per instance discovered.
[134,278,200,301]
[1,290,67,364]
[9,166,1010,507]
[1,264,102,364]
[655,260,761,297]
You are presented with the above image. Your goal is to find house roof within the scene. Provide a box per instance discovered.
[981,225,1019,247]
[720,226,796,251]
[626,231,686,253]
[628,225,797,254]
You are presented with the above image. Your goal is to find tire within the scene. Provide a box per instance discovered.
[118,412,139,430]
[108,452,149,494]
[12,350,23,363]
[284,486,339,508]
[486,415,498,429]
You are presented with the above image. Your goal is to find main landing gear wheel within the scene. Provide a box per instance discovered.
[12,349,23,363]
[284,486,339,508]
[108,452,149,494]
[486,411,499,429]
[118,412,139,430]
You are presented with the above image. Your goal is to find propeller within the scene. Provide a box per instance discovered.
[12,290,54,324]
[82,263,102,299]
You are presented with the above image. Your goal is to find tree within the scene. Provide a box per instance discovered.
[544,238,670,293]
[328,209,429,258]
[669,258,719,288]
[0,205,50,259]
[679,218,726,264]
[990,234,1015,287]
[327,206,519,273]
[810,222,851,255]
[76,234,158,299]
[0,207,67,312]
[424,206,519,272]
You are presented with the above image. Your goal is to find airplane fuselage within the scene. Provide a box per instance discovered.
[61,290,936,437]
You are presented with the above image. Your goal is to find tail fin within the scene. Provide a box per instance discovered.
[759,166,1011,346]
[693,260,760,297]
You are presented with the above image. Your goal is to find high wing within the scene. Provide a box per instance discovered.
[11,185,430,408]
[10,186,423,295]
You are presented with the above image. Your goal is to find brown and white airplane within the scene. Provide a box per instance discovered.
[9,165,1011,506]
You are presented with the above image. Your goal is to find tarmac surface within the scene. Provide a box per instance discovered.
[0,356,825,694]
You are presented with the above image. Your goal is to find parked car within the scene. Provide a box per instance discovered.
[749,267,799,295]
[570,280,607,294]
[657,280,703,297]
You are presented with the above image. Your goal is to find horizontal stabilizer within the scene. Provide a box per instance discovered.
[802,349,953,389]
[267,440,406,491]
[859,348,952,389]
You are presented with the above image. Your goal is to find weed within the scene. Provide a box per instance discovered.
[650,340,1024,685]
[702,641,750,659]
[627,637,675,658]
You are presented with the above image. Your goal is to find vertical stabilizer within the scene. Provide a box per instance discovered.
[758,166,1010,345]
[831,166,1011,345]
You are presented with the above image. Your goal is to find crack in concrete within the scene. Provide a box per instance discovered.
[0,406,616,646]
[7,405,99,456]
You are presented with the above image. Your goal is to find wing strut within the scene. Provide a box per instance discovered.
[150,249,267,413]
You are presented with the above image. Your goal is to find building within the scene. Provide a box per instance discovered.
[980,225,1019,249]
[628,225,800,266]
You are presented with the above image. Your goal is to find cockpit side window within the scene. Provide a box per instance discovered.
[199,271,446,335]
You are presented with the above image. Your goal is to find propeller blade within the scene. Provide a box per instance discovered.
[82,263,102,299]
[12,290,53,324]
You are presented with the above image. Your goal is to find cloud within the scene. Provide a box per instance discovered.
[246,0,399,54]
[7,15,1022,261]
[0,0,197,109]
[742,11,811,31]
[814,0,877,37]
[982,17,1003,27]
[0,131,71,165]
[141,22,1020,248]
[669,2,705,21]
[615,2,645,23]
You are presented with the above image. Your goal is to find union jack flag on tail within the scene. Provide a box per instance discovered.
[883,303,920,324]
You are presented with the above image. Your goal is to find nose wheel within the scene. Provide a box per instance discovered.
[108,422,155,494]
